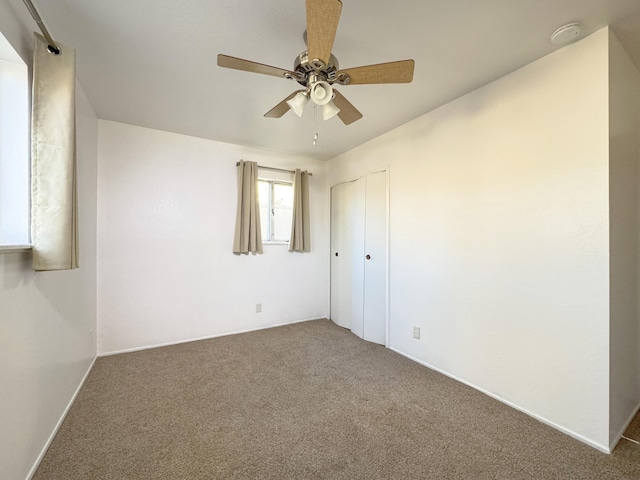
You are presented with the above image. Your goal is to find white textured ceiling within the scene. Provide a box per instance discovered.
[19,0,640,159]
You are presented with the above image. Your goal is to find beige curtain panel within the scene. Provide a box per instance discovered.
[233,160,263,254]
[289,169,310,252]
[31,33,78,271]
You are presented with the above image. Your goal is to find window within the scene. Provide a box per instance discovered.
[0,32,29,247]
[258,179,293,243]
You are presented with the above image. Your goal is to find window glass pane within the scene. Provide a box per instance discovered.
[272,183,293,242]
[0,33,29,245]
[258,180,270,242]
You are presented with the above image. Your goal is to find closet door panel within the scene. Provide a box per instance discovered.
[342,178,366,338]
[330,184,346,328]
[330,179,365,333]
[363,171,387,345]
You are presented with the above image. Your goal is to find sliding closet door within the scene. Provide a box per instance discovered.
[362,171,387,344]
[330,179,365,332]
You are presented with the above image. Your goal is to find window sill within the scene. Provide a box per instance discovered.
[263,242,290,246]
[0,244,32,254]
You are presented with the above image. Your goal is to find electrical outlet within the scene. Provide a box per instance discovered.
[413,326,420,339]
[256,303,262,313]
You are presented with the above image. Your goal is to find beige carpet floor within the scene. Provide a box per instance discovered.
[35,319,640,479]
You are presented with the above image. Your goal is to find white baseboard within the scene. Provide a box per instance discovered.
[388,346,611,454]
[26,355,97,480]
[610,401,640,451]
[98,317,326,357]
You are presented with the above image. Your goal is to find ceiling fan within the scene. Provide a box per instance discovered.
[217,0,415,125]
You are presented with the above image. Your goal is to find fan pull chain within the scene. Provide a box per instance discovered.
[313,104,318,146]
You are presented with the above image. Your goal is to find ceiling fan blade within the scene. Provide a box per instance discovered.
[306,0,342,67]
[264,91,302,118]
[336,59,415,85]
[332,89,362,125]
[217,54,296,80]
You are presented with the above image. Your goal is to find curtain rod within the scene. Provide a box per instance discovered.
[235,162,313,176]
[22,0,61,55]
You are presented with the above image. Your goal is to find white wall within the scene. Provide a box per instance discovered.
[0,38,98,480]
[328,29,612,450]
[0,84,98,480]
[0,7,98,479]
[608,30,640,448]
[97,121,328,354]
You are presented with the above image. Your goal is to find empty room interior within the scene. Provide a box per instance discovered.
[2,0,640,478]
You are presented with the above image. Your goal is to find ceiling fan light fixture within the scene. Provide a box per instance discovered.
[322,100,340,120]
[286,91,309,117]
[310,81,333,106]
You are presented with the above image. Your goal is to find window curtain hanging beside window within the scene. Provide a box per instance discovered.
[30,33,78,271]
[233,160,263,254]
[289,169,310,252]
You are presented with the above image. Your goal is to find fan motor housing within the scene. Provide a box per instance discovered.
[294,51,340,87]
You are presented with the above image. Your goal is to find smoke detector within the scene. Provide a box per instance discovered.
[551,23,582,45]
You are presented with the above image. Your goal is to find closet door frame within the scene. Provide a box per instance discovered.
[329,168,390,348]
